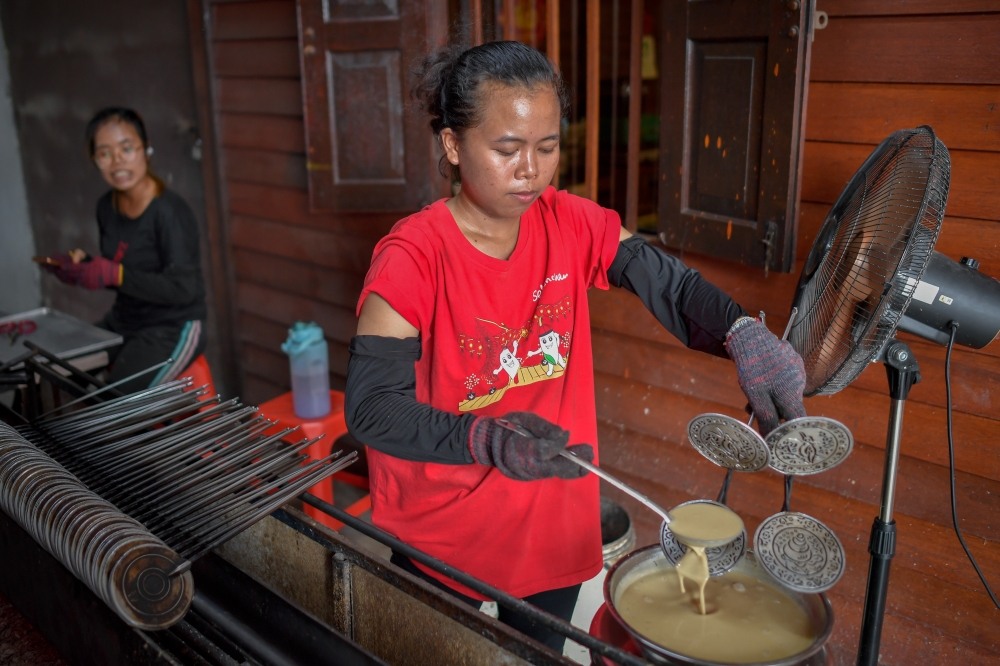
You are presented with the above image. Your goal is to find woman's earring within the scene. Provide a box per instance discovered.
[146,146,154,157]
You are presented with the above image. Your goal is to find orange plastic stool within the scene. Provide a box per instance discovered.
[257,390,368,531]
[180,354,216,396]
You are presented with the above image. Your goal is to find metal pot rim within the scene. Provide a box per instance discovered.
[602,544,835,666]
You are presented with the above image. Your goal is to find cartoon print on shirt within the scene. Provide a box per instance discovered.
[457,295,573,412]
[526,329,566,376]
[493,340,522,385]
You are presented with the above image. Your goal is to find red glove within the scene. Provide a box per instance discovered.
[469,412,594,481]
[47,253,81,285]
[74,257,122,290]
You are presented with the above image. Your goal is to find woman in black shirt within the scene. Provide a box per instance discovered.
[50,108,207,393]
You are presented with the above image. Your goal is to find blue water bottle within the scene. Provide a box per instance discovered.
[281,322,331,419]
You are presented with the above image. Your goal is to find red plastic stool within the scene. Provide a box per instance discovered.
[257,390,369,531]
[180,354,216,396]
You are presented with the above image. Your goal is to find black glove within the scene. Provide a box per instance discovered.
[468,412,594,481]
[725,319,807,435]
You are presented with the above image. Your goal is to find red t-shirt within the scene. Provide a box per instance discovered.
[357,187,621,599]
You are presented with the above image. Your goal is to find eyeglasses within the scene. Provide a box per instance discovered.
[93,142,142,168]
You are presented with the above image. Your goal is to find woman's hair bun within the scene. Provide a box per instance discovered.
[411,41,568,178]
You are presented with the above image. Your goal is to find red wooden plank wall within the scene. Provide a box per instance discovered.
[201,0,1000,662]
[206,0,399,405]
[591,2,1000,664]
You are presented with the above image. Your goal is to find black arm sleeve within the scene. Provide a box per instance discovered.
[345,335,476,464]
[608,236,747,358]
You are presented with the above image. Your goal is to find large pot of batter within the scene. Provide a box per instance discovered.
[604,545,833,666]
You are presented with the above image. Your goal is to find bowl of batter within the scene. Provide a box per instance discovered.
[604,545,833,665]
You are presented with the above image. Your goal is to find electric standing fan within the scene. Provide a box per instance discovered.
[788,126,1000,665]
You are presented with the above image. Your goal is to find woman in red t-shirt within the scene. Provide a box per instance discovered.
[345,41,805,652]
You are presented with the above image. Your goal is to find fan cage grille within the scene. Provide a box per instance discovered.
[791,127,951,396]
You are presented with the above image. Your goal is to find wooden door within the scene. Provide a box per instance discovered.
[297,0,446,212]
[658,0,814,274]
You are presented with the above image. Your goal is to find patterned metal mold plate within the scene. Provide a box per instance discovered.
[754,512,846,593]
[659,501,746,577]
[687,413,770,472]
[764,417,854,476]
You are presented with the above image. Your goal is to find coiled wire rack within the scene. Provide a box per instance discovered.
[2,379,357,628]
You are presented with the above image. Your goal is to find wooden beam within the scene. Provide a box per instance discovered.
[186,0,241,399]
[810,13,1000,85]
[547,0,560,190]
[546,0,559,66]
[624,0,643,231]
[817,0,1000,17]
[503,0,516,40]
[470,0,484,46]
[584,0,600,201]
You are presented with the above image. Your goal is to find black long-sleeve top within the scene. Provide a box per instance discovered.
[97,189,207,334]
[344,235,748,464]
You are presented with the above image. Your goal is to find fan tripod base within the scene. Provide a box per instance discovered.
[857,339,920,666]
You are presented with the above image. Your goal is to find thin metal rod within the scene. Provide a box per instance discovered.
[182,456,356,561]
[113,422,279,499]
[299,493,652,666]
[168,453,352,555]
[0,349,37,374]
[36,359,174,418]
[781,307,798,340]
[469,0,482,46]
[624,0,643,231]
[0,400,28,424]
[24,341,122,397]
[584,0,600,201]
[716,468,733,505]
[39,379,188,425]
[558,449,671,525]
[879,399,906,522]
[24,359,92,403]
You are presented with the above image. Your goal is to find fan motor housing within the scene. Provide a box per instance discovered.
[899,251,1000,348]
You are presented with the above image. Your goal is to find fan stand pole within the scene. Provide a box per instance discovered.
[857,339,921,666]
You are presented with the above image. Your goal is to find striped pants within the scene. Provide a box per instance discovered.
[100,320,206,394]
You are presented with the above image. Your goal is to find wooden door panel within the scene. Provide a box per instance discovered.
[328,50,405,184]
[659,0,813,274]
[298,0,443,212]
[689,41,766,221]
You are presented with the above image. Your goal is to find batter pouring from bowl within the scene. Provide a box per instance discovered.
[668,501,745,614]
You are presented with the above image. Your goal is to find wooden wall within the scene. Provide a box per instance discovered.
[203,0,400,405]
[199,0,1000,663]
[593,2,1000,664]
